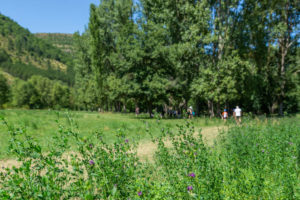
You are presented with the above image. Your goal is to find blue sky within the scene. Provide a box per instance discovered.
[0,0,100,33]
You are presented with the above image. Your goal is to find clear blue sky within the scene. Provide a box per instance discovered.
[0,0,100,34]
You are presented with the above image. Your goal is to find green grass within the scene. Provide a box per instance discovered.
[1,109,298,160]
[0,110,299,198]
[0,109,224,159]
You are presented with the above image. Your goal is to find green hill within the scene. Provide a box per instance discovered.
[0,13,74,85]
[34,33,74,54]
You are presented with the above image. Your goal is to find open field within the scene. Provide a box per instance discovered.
[0,109,226,159]
[0,110,299,199]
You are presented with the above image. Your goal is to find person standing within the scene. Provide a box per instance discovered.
[234,106,242,124]
[135,107,140,117]
[187,106,193,119]
[222,109,228,122]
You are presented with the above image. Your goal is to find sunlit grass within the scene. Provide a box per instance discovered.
[0,109,224,158]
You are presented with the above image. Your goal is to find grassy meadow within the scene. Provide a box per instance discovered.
[0,110,299,199]
[0,109,225,159]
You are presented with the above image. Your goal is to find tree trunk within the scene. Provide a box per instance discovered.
[123,104,126,113]
[148,101,153,118]
[184,98,189,113]
[208,100,215,118]
[278,1,291,116]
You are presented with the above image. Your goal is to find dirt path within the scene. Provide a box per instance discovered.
[0,159,20,171]
[0,126,225,169]
[137,126,225,162]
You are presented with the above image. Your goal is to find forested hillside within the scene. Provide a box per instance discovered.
[0,13,75,109]
[34,33,74,54]
[73,0,299,115]
[0,13,74,85]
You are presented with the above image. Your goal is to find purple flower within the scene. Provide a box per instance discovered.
[125,139,129,143]
[138,191,142,196]
[289,142,293,145]
[188,173,195,178]
[89,160,95,165]
[187,185,193,191]
[89,144,93,149]
[262,149,265,153]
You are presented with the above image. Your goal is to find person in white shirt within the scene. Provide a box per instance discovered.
[187,106,193,119]
[234,106,242,124]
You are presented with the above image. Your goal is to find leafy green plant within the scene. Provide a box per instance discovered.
[0,115,299,199]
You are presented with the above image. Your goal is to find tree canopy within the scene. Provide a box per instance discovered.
[73,0,299,116]
[0,1,299,115]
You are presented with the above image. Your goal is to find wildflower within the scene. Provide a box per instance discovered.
[262,149,265,153]
[89,160,95,165]
[187,186,193,191]
[138,191,142,196]
[89,144,93,149]
[289,142,293,145]
[188,173,195,178]
[125,139,129,143]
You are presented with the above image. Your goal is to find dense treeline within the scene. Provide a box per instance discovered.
[0,13,75,85]
[0,2,299,115]
[0,74,72,109]
[73,0,299,116]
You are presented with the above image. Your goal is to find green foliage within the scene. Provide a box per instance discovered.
[191,55,252,107]
[0,74,9,107]
[0,61,73,85]
[0,13,74,85]
[218,120,299,199]
[72,0,299,115]
[34,33,74,54]
[1,0,299,113]
[11,76,72,109]
[0,49,11,63]
[0,114,299,198]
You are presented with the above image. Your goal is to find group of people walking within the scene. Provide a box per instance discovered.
[188,105,242,124]
[221,106,242,124]
[135,105,242,124]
